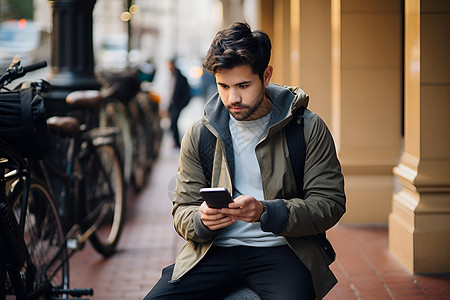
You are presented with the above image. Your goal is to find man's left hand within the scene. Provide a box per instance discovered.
[219,195,264,223]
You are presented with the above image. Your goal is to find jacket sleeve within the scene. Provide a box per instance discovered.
[171,120,217,243]
[281,111,346,237]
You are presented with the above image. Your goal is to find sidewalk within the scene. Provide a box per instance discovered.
[69,100,450,299]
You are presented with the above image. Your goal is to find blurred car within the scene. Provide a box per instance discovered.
[0,19,50,71]
[96,34,142,72]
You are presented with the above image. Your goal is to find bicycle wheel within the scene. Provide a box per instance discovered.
[137,91,162,162]
[8,178,69,299]
[128,97,150,192]
[84,144,125,257]
[99,100,133,186]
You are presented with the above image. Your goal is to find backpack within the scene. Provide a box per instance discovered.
[0,87,53,159]
[198,106,336,264]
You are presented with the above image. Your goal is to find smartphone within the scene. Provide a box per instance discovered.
[200,187,234,209]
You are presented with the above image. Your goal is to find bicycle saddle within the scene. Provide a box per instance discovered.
[66,90,104,108]
[66,84,117,109]
[47,116,81,137]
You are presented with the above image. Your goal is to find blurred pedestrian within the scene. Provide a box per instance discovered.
[168,59,191,148]
[144,22,345,299]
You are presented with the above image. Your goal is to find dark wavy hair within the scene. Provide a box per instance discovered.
[202,22,271,82]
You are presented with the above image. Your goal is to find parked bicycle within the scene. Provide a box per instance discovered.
[80,69,162,192]
[42,96,126,256]
[4,60,126,257]
[0,61,93,299]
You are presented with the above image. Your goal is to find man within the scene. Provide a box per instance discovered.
[168,59,191,148]
[144,22,345,300]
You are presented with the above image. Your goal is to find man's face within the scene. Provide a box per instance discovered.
[215,65,273,121]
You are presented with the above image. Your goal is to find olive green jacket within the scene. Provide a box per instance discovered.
[170,83,346,299]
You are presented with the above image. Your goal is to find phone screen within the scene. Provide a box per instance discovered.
[200,187,233,209]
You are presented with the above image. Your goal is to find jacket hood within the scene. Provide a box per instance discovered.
[202,83,309,134]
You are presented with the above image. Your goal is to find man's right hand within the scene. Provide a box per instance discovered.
[200,201,236,230]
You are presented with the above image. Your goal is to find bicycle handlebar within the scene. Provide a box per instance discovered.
[23,61,48,73]
[0,60,48,89]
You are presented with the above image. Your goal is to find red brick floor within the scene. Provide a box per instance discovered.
[69,134,450,300]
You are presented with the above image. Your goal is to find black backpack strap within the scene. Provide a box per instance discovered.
[198,125,217,187]
[285,105,306,199]
[285,106,336,263]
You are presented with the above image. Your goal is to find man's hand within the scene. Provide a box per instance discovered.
[220,195,264,223]
[200,201,235,230]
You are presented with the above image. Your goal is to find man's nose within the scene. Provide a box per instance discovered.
[228,88,241,104]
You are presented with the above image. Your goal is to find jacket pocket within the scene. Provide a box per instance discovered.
[312,233,336,266]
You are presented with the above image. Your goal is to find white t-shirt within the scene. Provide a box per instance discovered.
[214,112,286,247]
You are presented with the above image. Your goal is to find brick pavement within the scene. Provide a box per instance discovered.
[69,132,450,300]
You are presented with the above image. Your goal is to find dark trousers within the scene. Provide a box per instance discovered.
[143,245,315,300]
[169,109,181,148]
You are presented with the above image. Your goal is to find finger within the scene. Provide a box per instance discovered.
[203,216,233,226]
[201,212,228,222]
[228,195,247,208]
[200,201,221,215]
[220,205,251,215]
[204,217,235,230]
[221,206,260,223]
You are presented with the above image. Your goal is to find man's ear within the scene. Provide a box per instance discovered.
[263,66,273,86]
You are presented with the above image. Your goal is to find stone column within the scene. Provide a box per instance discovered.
[271,0,291,84]
[389,0,450,273]
[334,0,403,224]
[258,0,274,40]
[295,0,332,126]
[45,0,101,116]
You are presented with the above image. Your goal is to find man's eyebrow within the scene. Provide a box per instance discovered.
[217,80,252,86]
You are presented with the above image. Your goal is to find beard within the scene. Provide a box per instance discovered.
[227,89,266,121]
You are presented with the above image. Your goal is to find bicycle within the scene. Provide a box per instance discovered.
[78,69,162,192]
[39,87,126,258]
[42,113,126,257]
[0,61,93,299]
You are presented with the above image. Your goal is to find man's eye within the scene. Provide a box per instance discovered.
[219,85,229,89]
[239,85,248,89]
